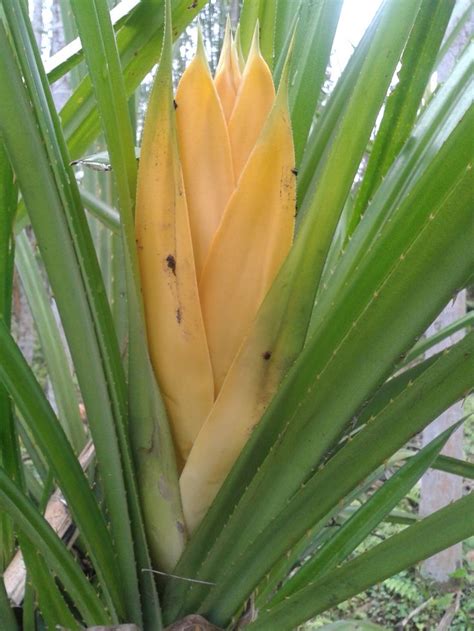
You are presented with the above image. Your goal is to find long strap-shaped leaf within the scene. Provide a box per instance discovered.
[18,535,80,630]
[309,42,473,329]
[61,0,209,161]
[248,493,474,631]
[252,461,390,609]
[15,232,86,454]
[44,0,140,82]
[0,569,18,631]
[238,0,276,66]
[267,421,463,607]
[0,320,121,620]
[12,1,209,234]
[400,311,474,367]
[71,0,184,593]
[287,0,343,165]
[0,469,110,627]
[0,143,19,571]
[433,454,474,479]
[296,2,382,206]
[68,0,180,625]
[0,10,133,620]
[80,189,121,232]
[238,108,473,517]
[191,333,474,623]
[347,0,455,236]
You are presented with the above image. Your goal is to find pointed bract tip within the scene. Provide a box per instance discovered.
[225,14,233,38]
[196,21,208,62]
[248,19,261,58]
[216,15,233,72]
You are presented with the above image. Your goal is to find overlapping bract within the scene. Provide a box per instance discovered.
[136,22,295,531]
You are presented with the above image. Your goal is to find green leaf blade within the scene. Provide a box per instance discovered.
[348,0,456,236]
[267,421,463,607]
[0,469,111,627]
[247,494,474,631]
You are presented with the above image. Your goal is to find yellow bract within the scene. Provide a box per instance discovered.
[135,52,214,469]
[214,18,242,122]
[228,29,275,180]
[136,23,296,532]
[176,30,235,280]
[200,76,295,393]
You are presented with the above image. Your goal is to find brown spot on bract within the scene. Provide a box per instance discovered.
[188,1,198,9]
[262,351,272,361]
[173,99,178,110]
[176,308,182,324]
[291,168,298,176]
[166,254,176,274]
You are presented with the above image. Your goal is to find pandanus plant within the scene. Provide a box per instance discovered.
[0,1,473,630]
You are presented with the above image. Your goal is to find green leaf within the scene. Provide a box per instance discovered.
[15,231,86,454]
[348,0,455,236]
[80,188,120,232]
[354,347,460,436]
[257,1,277,69]
[45,0,140,83]
[308,43,472,331]
[400,311,474,367]
[284,0,422,340]
[247,494,474,631]
[254,466,391,609]
[19,536,80,630]
[432,454,474,479]
[0,143,16,327]
[238,0,262,59]
[0,4,141,621]
[0,575,17,631]
[227,0,277,67]
[287,0,343,165]
[273,0,301,75]
[0,320,121,621]
[61,0,208,161]
[71,0,185,624]
[435,0,472,69]
[0,469,110,627]
[180,332,473,624]
[296,4,382,205]
[267,421,463,606]
[0,142,19,571]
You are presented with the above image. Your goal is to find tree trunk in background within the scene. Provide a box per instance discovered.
[50,0,70,109]
[32,0,43,49]
[229,0,240,28]
[12,0,45,363]
[419,2,472,585]
[419,293,465,584]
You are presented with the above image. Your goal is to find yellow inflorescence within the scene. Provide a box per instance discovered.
[136,20,295,532]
